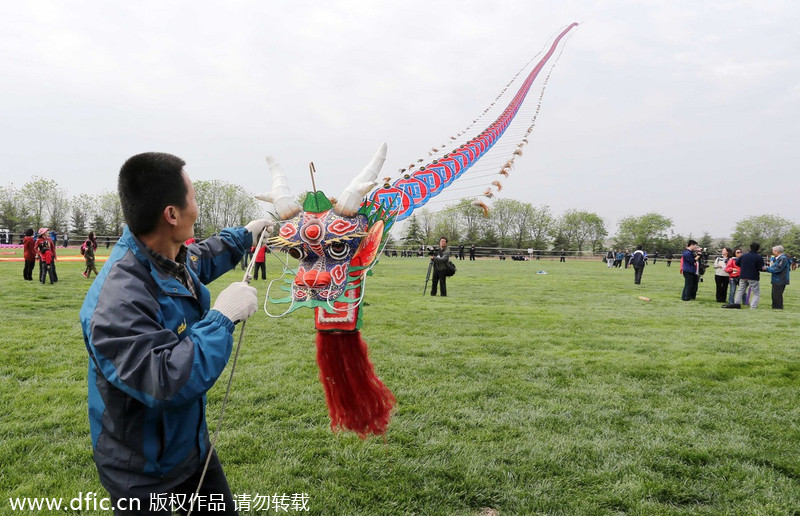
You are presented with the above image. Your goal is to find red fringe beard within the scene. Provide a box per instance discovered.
[315,331,395,438]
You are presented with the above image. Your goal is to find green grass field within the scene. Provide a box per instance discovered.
[2,251,799,515]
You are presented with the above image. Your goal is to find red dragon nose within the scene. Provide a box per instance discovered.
[295,269,332,288]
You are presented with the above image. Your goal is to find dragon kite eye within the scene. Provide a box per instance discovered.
[288,247,306,260]
[328,241,349,260]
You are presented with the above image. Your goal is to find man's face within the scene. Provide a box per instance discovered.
[176,171,199,241]
[439,238,447,248]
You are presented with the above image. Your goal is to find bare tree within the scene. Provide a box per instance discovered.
[193,180,261,238]
[455,198,483,243]
[488,199,516,247]
[0,184,31,232]
[526,204,553,251]
[97,191,124,236]
[555,209,606,252]
[70,193,96,234]
[21,176,57,230]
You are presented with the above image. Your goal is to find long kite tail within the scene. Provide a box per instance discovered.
[369,22,579,221]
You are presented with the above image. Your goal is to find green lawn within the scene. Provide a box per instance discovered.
[1,253,799,515]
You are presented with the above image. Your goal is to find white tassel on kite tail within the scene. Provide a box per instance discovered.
[368,22,579,222]
[472,199,491,218]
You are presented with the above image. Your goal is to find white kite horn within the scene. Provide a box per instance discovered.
[254,155,302,220]
[333,142,387,217]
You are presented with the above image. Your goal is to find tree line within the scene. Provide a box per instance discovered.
[399,200,800,257]
[0,177,261,240]
[2,177,798,256]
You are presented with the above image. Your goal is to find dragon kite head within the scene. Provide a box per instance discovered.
[260,143,395,331]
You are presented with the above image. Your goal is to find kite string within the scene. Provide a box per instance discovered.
[187,225,270,516]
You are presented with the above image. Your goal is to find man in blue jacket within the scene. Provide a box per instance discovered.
[765,245,791,309]
[680,240,700,301]
[80,152,269,514]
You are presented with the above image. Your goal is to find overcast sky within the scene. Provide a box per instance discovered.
[2,1,798,238]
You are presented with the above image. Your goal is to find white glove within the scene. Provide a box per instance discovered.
[212,282,258,323]
[246,219,274,240]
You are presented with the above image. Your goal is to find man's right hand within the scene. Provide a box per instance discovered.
[212,282,258,323]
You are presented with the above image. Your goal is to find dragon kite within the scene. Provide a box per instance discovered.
[256,23,579,438]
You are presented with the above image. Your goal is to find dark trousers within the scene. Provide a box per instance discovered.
[253,262,266,280]
[240,251,251,270]
[682,273,698,301]
[23,260,35,280]
[714,275,729,302]
[112,452,237,515]
[39,262,55,284]
[772,284,786,309]
[633,266,644,284]
[431,269,447,296]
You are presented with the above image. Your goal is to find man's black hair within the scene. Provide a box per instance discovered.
[25,228,34,237]
[636,244,643,250]
[440,236,448,243]
[749,242,760,252]
[118,152,188,236]
[687,239,698,246]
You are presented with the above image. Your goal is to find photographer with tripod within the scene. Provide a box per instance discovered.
[429,236,452,297]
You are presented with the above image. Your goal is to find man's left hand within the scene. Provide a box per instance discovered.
[246,219,274,240]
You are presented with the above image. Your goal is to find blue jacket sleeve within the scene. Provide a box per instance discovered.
[86,274,236,409]
[766,256,788,274]
[186,227,253,284]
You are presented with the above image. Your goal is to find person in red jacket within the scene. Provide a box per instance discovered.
[724,248,742,305]
[37,238,55,284]
[22,228,36,280]
[252,242,267,280]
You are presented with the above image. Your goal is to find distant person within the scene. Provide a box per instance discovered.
[37,238,55,284]
[765,245,791,309]
[430,236,451,296]
[712,247,732,303]
[458,244,465,261]
[36,228,58,284]
[724,248,742,305]
[22,228,36,281]
[252,241,267,280]
[680,240,700,301]
[240,241,253,270]
[624,249,631,268]
[559,249,566,263]
[469,244,475,261]
[82,231,99,279]
[630,245,646,285]
[105,236,111,248]
[606,249,614,269]
[652,250,658,265]
[665,250,673,267]
[731,242,764,309]
[63,233,69,248]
